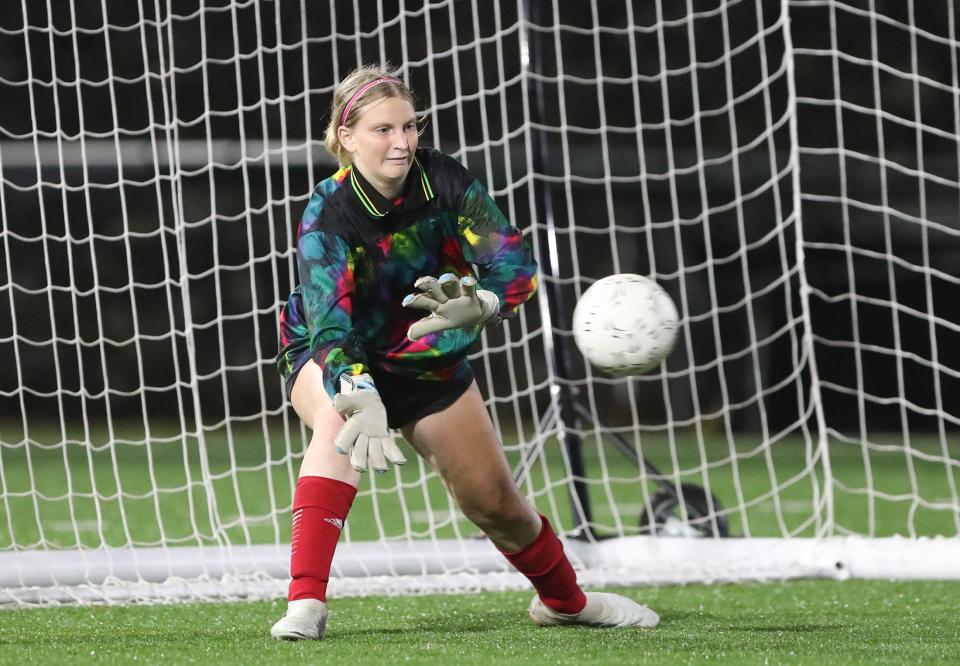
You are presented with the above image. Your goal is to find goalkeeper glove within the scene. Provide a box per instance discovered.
[332,373,407,473]
[402,273,500,341]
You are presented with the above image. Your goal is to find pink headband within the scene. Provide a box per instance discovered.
[340,77,403,127]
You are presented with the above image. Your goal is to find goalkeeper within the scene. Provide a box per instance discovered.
[271,65,659,640]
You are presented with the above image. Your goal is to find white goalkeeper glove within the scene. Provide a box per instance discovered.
[402,273,500,341]
[332,373,407,473]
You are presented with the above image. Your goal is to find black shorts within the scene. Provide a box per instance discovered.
[369,366,475,429]
[285,358,475,430]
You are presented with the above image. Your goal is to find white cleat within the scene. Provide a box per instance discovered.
[271,598,328,640]
[528,591,659,628]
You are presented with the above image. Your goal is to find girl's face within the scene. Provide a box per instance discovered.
[338,96,419,198]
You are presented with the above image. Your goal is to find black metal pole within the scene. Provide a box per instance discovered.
[521,0,593,538]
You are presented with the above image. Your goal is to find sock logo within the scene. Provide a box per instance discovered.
[324,517,344,530]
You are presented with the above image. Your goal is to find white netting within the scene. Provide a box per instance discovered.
[1,0,958,606]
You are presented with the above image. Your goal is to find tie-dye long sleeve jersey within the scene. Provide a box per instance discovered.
[276,148,538,399]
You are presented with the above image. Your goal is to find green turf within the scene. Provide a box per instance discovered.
[1,581,958,665]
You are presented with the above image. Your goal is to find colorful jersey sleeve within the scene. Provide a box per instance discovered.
[456,179,538,319]
[298,229,368,398]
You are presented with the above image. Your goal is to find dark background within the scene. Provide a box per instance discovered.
[1,0,958,440]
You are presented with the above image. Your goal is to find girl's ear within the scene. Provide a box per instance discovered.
[337,125,355,153]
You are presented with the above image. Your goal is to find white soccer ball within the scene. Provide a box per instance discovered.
[572,273,680,377]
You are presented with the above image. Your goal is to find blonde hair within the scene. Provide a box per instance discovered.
[324,65,417,166]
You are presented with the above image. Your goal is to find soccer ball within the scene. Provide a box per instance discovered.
[572,274,679,377]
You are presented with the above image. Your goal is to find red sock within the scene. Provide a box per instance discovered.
[500,515,587,614]
[288,475,357,602]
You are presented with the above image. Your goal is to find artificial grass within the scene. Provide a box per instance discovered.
[2,580,958,665]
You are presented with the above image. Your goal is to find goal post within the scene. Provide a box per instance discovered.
[2,0,960,606]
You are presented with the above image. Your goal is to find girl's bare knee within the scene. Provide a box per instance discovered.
[459,484,531,529]
[289,361,358,484]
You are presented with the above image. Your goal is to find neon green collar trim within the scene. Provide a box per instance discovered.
[349,157,435,218]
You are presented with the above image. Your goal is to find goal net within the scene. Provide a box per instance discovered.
[1,0,958,605]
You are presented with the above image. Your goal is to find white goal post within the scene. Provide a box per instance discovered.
[1,0,959,606]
